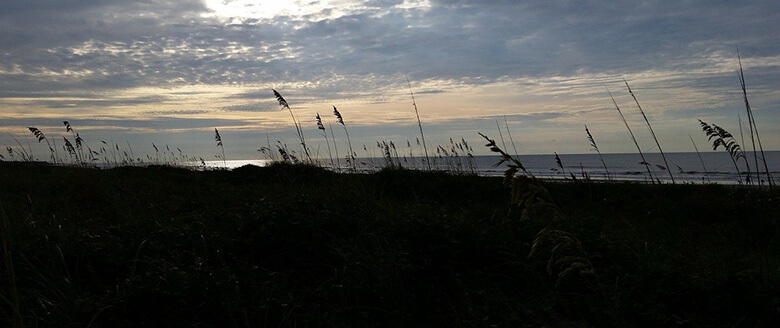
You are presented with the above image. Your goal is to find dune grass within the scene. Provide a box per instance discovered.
[606,87,656,184]
[737,51,773,189]
[333,106,356,171]
[214,128,226,167]
[0,162,777,326]
[624,79,675,184]
[699,120,749,184]
[406,76,431,171]
[586,125,611,180]
[274,89,310,162]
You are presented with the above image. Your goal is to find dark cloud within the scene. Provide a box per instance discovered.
[0,93,171,110]
[1,0,779,155]
[0,116,248,130]
[41,95,169,109]
[0,0,776,99]
[416,89,446,95]
[221,102,278,112]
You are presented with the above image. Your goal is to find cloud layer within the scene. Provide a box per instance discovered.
[1,0,779,157]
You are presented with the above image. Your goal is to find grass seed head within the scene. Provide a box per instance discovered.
[273,89,289,109]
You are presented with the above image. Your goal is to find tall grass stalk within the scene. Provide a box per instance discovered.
[738,113,746,156]
[606,87,655,184]
[152,143,160,164]
[27,127,57,163]
[699,120,749,184]
[585,125,611,180]
[461,138,477,174]
[503,115,520,158]
[478,132,532,179]
[267,134,275,161]
[495,120,508,151]
[737,52,772,189]
[688,134,711,183]
[333,106,355,171]
[554,152,566,178]
[8,134,32,162]
[258,134,279,162]
[624,79,675,184]
[273,89,311,162]
[126,141,135,163]
[63,137,77,164]
[24,135,33,161]
[107,139,117,166]
[316,113,335,168]
[329,123,340,170]
[214,128,226,168]
[63,121,85,164]
[406,75,431,170]
[51,138,60,164]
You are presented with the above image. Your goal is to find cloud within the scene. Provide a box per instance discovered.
[416,89,446,94]
[221,102,278,112]
[3,0,778,94]
[0,0,779,156]
[0,116,251,132]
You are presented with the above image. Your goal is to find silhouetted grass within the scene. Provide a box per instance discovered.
[606,86,655,184]
[624,79,675,184]
[699,119,749,184]
[1,162,778,327]
[737,51,773,189]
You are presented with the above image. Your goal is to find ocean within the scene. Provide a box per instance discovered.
[203,151,780,185]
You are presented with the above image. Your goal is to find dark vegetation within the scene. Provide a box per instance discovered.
[1,162,779,327]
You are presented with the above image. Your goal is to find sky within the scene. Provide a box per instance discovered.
[1,0,779,161]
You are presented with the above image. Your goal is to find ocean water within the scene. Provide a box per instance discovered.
[467,151,780,184]
[203,151,780,185]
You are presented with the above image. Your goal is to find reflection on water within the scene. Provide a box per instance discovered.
[201,159,273,169]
